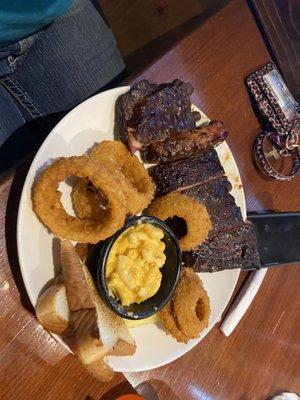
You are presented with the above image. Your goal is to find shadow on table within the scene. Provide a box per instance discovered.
[5,157,35,314]
[97,380,135,400]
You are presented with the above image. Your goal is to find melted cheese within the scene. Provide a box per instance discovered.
[106,223,166,306]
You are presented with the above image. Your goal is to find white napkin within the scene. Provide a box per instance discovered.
[220,269,267,336]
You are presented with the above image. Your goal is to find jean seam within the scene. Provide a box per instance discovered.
[0,76,44,119]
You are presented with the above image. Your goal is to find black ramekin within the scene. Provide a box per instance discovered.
[94,215,182,319]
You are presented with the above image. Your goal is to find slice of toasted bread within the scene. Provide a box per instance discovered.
[73,308,114,382]
[60,239,94,311]
[61,239,136,355]
[109,339,136,356]
[75,309,109,361]
[60,239,136,379]
[35,283,69,334]
[81,259,136,355]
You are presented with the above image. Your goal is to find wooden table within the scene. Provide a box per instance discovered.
[1,0,299,399]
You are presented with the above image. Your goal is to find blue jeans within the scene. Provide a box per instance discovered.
[0,0,125,175]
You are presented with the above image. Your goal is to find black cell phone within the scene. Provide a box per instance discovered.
[247,212,300,267]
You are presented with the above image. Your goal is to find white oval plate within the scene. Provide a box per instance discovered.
[17,86,245,372]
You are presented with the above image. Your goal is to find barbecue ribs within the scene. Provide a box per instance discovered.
[141,120,228,163]
[117,79,200,152]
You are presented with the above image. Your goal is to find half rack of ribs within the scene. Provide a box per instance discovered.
[117,80,227,161]
[149,150,224,196]
[140,120,228,163]
[117,79,200,152]
[149,150,261,272]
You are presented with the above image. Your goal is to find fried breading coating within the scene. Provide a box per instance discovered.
[90,141,155,215]
[33,156,126,243]
[146,192,212,251]
[72,178,108,221]
[173,268,210,338]
[159,268,210,343]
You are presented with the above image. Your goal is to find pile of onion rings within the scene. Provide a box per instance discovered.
[73,141,155,217]
[146,192,212,251]
[33,156,126,243]
[159,267,210,342]
[33,141,155,243]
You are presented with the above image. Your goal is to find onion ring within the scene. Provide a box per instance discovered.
[159,300,190,343]
[146,192,212,251]
[72,178,108,220]
[173,268,210,338]
[33,156,126,243]
[159,267,210,342]
[72,156,134,217]
[90,141,155,215]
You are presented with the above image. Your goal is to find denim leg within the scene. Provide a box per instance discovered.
[0,84,39,176]
[0,0,125,116]
[0,83,27,146]
[0,0,125,174]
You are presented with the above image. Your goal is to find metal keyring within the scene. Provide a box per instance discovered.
[253,131,300,181]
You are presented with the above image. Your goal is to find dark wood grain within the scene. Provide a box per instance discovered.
[251,0,300,99]
[0,0,299,399]
[98,0,203,56]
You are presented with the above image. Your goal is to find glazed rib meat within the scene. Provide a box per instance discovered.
[141,120,228,163]
[181,177,260,271]
[183,222,260,272]
[149,149,260,271]
[181,177,243,232]
[150,150,225,196]
[117,79,200,152]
